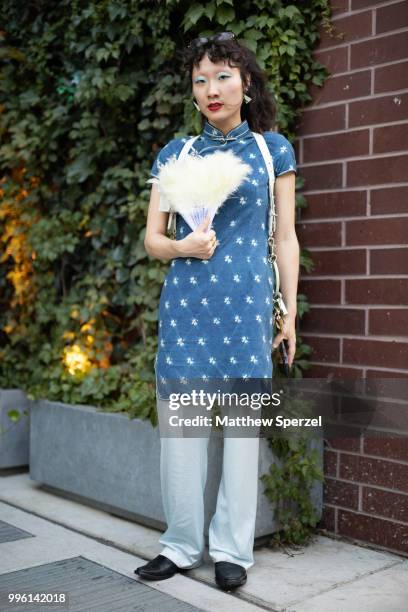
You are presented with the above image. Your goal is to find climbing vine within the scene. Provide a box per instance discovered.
[0,0,333,545]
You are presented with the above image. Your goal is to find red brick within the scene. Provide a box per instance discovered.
[293,139,300,162]
[319,11,372,49]
[302,335,341,361]
[366,369,408,379]
[365,376,408,409]
[351,31,408,69]
[371,248,408,275]
[314,46,348,75]
[324,448,338,477]
[345,278,408,305]
[356,397,408,431]
[347,155,408,187]
[326,437,361,452]
[363,487,408,522]
[301,163,343,191]
[375,61,408,94]
[364,431,408,462]
[319,505,336,531]
[334,394,403,442]
[343,338,408,369]
[303,130,369,162]
[334,387,408,435]
[296,104,346,135]
[369,308,408,335]
[352,0,392,8]
[298,279,342,304]
[308,249,366,276]
[304,364,365,378]
[297,221,342,247]
[302,307,365,334]
[325,477,360,509]
[338,509,408,553]
[371,186,408,214]
[373,123,408,154]
[349,93,408,127]
[317,23,346,51]
[308,71,372,105]
[300,191,367,220]
[376,2,408,34]
[346,217,408,245]
[332,0,349,14]
[340,453,408,492]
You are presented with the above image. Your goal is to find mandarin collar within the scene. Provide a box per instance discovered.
[203,119,250,142]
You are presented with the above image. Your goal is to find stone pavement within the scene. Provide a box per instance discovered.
[0,470,407,611]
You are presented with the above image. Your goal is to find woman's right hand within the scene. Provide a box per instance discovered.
[178,215,218,259]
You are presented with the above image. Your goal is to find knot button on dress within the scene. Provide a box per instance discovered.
[150,119,297,396]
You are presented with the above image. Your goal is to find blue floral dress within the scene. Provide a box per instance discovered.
[149,119,297,398]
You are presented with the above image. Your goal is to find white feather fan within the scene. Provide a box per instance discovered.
[147,149,252,232]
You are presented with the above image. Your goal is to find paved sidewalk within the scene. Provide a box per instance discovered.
[0,470,407,611]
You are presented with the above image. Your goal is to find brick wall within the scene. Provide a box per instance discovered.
[294,0,408,555]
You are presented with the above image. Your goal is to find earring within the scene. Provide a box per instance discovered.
[244,91,252,104]
[192,99,200,111]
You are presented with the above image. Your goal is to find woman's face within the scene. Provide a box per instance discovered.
[191,53,247,125]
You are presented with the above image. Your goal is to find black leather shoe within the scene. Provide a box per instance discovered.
[134,554,186,580]
[215,561,247,590]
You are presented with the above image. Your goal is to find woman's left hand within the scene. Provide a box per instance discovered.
[272,313,297,368]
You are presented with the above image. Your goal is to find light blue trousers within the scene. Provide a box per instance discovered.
[157,396,260,570]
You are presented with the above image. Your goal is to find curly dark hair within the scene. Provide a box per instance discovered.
[178,36,276,133]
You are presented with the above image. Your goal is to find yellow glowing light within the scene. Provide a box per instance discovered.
[63,344,93,375]
[80,321,94,333]
[62,331,75,341]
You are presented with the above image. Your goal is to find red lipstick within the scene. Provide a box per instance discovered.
[208,103,223,112]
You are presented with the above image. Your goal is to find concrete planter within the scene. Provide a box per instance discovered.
[0,389,30,469]
[30,399,323,540]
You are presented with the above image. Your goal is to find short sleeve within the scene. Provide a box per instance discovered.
[263,132,297,178]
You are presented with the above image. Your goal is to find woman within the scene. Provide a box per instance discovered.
[135,32,299,591]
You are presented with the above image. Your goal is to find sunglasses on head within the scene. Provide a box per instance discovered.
[188,31,235,48]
